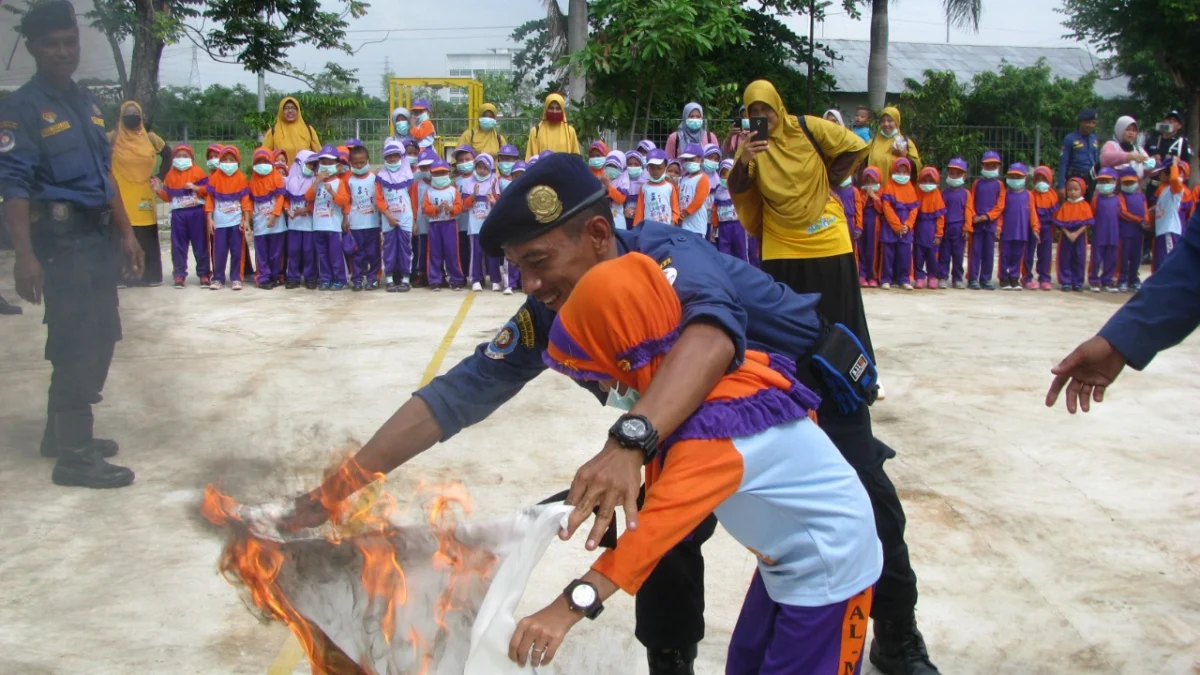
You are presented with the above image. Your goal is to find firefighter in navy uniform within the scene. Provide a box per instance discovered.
[0,1,142,488]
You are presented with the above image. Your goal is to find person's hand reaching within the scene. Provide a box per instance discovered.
[1045,336,1128,413]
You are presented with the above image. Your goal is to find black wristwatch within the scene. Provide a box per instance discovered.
[608,413,660,463]
[563,579,605,620]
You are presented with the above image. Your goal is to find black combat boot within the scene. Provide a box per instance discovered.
[40,415,118,459]
[647,645,697,675]
[869,616,940,675]
[51,445,135,489]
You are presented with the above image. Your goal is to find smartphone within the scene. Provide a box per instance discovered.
[749,116,769,143]
[1156,122,1172,134]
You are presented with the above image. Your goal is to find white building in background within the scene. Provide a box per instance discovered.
[441,48,513,103]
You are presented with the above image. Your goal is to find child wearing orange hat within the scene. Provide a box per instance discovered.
[913,167,945,289]
[156,144,210,288]
[204,145,251,290]
[249,147,287,289]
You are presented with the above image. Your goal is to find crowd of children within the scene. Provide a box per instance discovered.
[850,151,1195,292]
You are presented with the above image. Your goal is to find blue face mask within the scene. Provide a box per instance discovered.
[478,117,497,130]
[627,166,644,179]
[919,183,938,193]
[604,166,623,180]
[981,168,1000,179]
[588,157,606,169]
[881,129,898,139]
[1033,181,1050,193]
[891,174,910,185]
[252,163,274,176]
[1096,182,1115,195]
[684,161,702,174]
[740,118,750,130]
[498,161,515,176]
[384,161,404,172]
[475,169,490,180]
[946,177,964,188]
[431,175,452,189]
[350,165,369,176]
[301,165,315,178]
[417,170,431,180]
[1006,178,1026,190]
[395,121,409,135]
[648,172,666,183]
[605,385,641,411]
[206,158,220,171]
[841,176,853,187]
[720,178,728,189]
[415,112,430,124]
[172,157,193,172]
[685,118,704,132]
[703,159,719,173]
[219,162,240,176]
[406,156,418,166]
[1120,182,1138,194]
[456,161,474,174]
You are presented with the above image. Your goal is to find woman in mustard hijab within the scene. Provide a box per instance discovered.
[109,100,172,285]
[263,97,322,167]
[455,102,508,158]
[867,106,921,188]
[524,93,580,159]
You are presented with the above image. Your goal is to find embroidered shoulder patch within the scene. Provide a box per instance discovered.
[41,110,57,124]
[0,130,15,152]
[515,308,535,348]
[0,121,18,130]
[41,121,71,138]
[485,320,519,360]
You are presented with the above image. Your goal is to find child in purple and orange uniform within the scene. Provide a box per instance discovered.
[913,167,945,289]
[937,158,973,289]
[205,146,251,291]
[831,173,860,278]
[1115,167,1148,292]
[1088,169,1120,292]
[1056,177,1093,292]
[857,168,884,287]
[284,151,318,289]
[375,140,415,292]
[1150,158,1188,272]
[411,148,437,287]
[156,144,210,288]
[465,154,503,292]
[498,156,525,295]
[248,147,287,289]
[713,159,749,262]
[997,163,1040,291]
[345,143,383,291]
[422,160,465,291]
[1024,166,1059,291]
[968,150,1005,290]
[305,145,352,291]
[879,157,918,290]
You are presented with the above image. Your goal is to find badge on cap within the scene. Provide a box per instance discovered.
[526,185,563,224]
[0,130,14,153]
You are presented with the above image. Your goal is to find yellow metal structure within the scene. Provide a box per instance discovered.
[388,77,484,157]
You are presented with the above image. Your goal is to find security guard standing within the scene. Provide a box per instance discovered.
[0,1,142,488]
[1057,108,1102,199]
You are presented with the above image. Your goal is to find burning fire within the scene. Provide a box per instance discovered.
[201,458,493,674]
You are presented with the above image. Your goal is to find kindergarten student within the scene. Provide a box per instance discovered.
[1088,169,1120,291]
[666,159,682,186]
[851,106,873,143]
[913,167,945,289]
[204,143,222,173]
[703,143,722,237]
[677,144,712,237]
[587,141,609,177]
[624,151,646,223]
[832,173,859,269]
[1151,158,1188,271]
[997,164,1039,291]
[411,148,437,287]
[601,151,630,231]
[1116,167,1148,291]
[156,144,210,288]
[713,159,749,262]
[410,98,436,150]
[1056,177,1093,292]
[284,150,318,289]
[385,106,412,149]
[205,146,251,291]
[635,149,680,225]
[968,150,1005,290]
[273,150,289,177]
[422,160,465,291]
[857,167,884,287]
[306,145,351,291]
[521,252,882,675]
[375,140,415,292]
[249,148,287,289]
[879,158,918,290]
[454,144,476,269]
[1024,166,1059,290]
[496,143,520,186]
[465,154,503,291]
[499,159,525,295]
[938,158,973,289]
[346,144,383,291]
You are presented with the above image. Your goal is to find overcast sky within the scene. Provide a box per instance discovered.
[157,0,1086,94]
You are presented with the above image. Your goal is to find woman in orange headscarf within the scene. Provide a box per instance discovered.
[508,252,881,675]
[110,100,173,285]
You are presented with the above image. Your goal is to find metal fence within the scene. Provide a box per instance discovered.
[151,117,1078,171]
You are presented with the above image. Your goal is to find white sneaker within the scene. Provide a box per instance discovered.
[503,287,514,295]
[901,283,913,291]
[471,282,483,292]
[491,283,501,292]
[880,283,891,290]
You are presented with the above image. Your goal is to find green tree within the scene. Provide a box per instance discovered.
[865,0,982,111]
[306,62,361,96]
[1060,0,1200,177]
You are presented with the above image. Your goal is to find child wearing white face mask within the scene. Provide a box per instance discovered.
[464,154,503,291]
[857,168,884,287]
[938,158,974,289]
[409,98,436,150]
[156,145,211,288]
[713,159,749,262]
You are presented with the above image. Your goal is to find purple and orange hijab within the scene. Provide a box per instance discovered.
[543,252,819,475]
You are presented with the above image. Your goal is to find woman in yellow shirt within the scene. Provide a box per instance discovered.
[455,102,508,158]
[262,97,322,169]
[524,93,580,159]
[109,101,172,285]
[866,106,921,188]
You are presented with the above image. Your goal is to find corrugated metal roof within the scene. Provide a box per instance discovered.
[813,39,1130,100]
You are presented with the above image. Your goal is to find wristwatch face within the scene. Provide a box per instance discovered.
[571,583,598,609]
[619,417,648,439]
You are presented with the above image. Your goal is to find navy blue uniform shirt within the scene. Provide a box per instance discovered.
[1097,208,1200,371]
[1057,130,1101,188]
[0,74,114,208]
[416,221,824,440]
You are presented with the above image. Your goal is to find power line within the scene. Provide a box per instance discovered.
[344,25,519,34]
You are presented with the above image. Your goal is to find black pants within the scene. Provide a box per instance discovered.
[36,221,122,449]
[635,514,719,649]
[133,224,163,285]
[759,253,919,622]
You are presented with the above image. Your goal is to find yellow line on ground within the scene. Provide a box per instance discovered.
[266,292,476,675]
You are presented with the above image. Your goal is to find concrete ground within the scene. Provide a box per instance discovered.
[1,244,1198,675]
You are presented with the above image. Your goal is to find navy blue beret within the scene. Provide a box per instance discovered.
[479,152,606,257]
[20,0,77,39]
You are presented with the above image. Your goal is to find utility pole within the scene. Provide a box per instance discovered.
[806,0,816,114]
[946,17,951,43]
[257,71,266,142]
[188,46,201,89]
